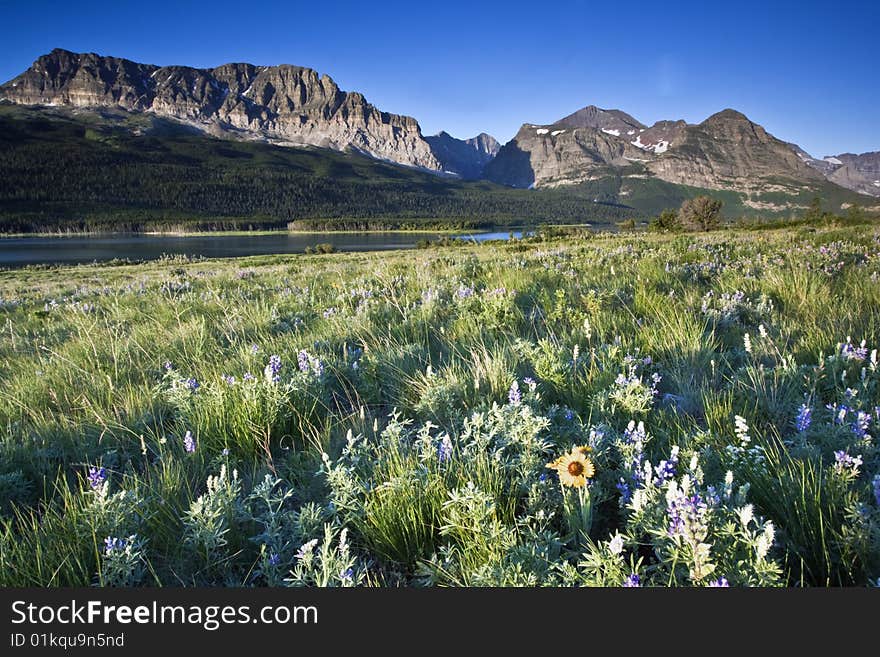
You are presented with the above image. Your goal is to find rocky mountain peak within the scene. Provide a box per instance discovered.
[557,105,645,134]
[1,49,441,171]
[425,131,501,179]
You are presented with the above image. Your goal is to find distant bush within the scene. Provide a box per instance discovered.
[680,196,723,231]
[648,209,682,232]
[304,243,336,255]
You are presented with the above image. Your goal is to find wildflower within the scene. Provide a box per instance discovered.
[734,415,751,446]
[437,435,453,463]
[852,411,871,439]
[455,284,474,299]
[298,350,310,373]
[250,344,260,354]
[85,466,106,491]
[268,553,281,566]
[340,568,354,581]
[185,377,199,392]
[616,479,632,504]
[222,448,230,456]
[243,372,255,381]
[795,404,812,433]
[873,474,880,506]
[623,573,641,587]
[222,374,236,385]
[546,446,595,488]
[523,377,537,392]
[508,380,522,405]
[667,492,708,540]
[183,431,196,454]
[295,539,318,560]
[653,446,680,486]
[743,333,752,353]
[840,337,868,361]
[164,361,173,371]
[833,450,863,474]
[322,307,337,318]
[264,354,282,383]
[608,533,625,555]
[709,577,730,587]
[104,536,127,555]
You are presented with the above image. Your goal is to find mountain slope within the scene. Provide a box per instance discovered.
[0,105,637,232]
[486,105,875,212]
[425,131,500,179]
[0,48,442,171]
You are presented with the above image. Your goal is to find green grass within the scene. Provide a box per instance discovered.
[0,226,879,587]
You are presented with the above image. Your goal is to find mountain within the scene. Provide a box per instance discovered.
[0,104,637,233]
[557,105,645,136]
[425,131,500,179]
[792,148,880,197]
[0,48,442,171]
[486,105,875,211]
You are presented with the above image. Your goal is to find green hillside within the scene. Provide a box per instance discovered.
[0,105,874,233]
[0,105,634,232]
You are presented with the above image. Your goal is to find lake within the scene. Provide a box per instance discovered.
[0,229,528,267]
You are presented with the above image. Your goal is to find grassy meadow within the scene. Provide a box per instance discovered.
[1,225,879,587]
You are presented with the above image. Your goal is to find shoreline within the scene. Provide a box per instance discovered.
[0,227,502,239]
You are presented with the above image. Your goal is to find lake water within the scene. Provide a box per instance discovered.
[0,229,527,267]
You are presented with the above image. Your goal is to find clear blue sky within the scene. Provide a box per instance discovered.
[1,0,877,157]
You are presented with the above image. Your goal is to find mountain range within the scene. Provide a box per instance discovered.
[0,48,878,227]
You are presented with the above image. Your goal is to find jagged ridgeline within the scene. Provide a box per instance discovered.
[0,49,877,231]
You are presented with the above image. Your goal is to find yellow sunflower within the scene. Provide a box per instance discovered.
[546,447,596,488]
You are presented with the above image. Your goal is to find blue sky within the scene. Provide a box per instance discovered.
[1,0,877,157]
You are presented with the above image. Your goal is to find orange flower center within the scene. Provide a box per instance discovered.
[567,461,585,477]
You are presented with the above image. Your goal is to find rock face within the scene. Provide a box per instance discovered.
[806,151,880,197]
[0,48,442,170]
[486,105,830,198]
[425,131,500,179]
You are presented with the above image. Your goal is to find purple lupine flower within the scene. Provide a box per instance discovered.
[873,474,880,506]
[103,536,126,555]
[185,377,199,392]
[222,374,236,385]
[705,485,721,508]
[508,380,522,405]
[667,493,708,538]
[268,553,281,566]
[709,577,730,587]
[795,404,812,433]
[616,479,632,504]
[297,350,310,373]
[87,466,106,490]
[564,409,574,421]
[243,372,255,381]
[852,411,871,439]
[840,338,868,361]
[340,568,354,581]
[623,573,641,587]
[183,430,196,453]
[833,450,863,473]
[163,361,173,371]
[250,344,260,355]
[653,447,680,487]
[455,284,474,299]
[264,354,282,383]
[437,435,453,463]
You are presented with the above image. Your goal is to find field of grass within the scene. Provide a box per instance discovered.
[1,225,879,587]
